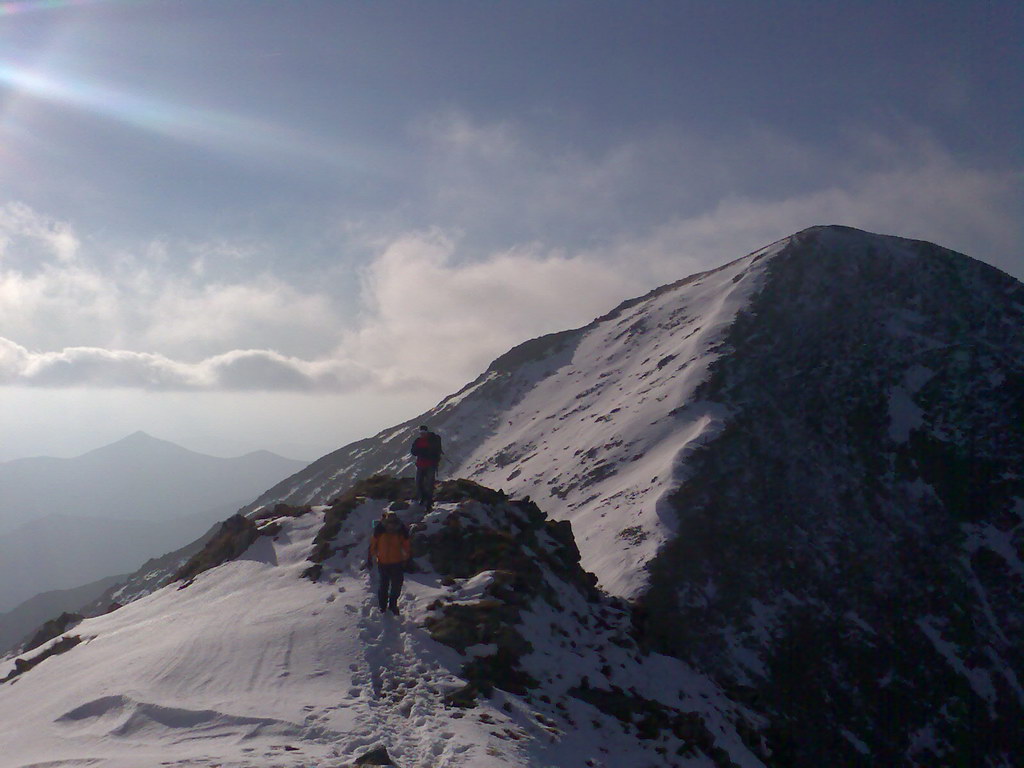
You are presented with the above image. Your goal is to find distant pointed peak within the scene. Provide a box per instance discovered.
[81,431,194,460]
[109,431,177,448]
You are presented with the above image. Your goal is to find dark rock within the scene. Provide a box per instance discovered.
[171,514,259,584]
[434,478,507,506]
[3,634,82,683]
[354,744,397,765]
[443,682,480,708]
[22,611,83,653]
[640,229,1024,768]
[251,502,311,524]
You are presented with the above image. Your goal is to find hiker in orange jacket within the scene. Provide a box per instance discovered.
[368,512,411,615]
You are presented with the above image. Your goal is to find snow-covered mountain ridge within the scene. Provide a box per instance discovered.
[239,225,1023,767]
[244,234,782,599]
[4,225,1020,767]
[0,478,765,768]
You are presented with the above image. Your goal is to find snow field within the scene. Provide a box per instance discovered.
[1,490,771,767]
[0,504,528,767]
[458,243,780,599]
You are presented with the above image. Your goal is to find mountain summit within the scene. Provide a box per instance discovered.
[2,226,1020,767]
[242,225,1023,766]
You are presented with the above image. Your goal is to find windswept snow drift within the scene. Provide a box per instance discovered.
[0,482,766,768]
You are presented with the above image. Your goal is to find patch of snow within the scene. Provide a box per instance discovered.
[844,610,876,635]
[436,371,499,413]
[887,388,924,442]
[917,616,997,709]
[841,728,871,755]
[448,570,498,604]
[962,522,1024,578]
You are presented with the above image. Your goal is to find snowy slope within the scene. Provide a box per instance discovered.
[244,236,783,599]
[235,224,1023,768]
[451,242,778,597]
[0,482,765,768]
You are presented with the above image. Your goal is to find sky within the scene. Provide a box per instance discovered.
[0,0,1021,462]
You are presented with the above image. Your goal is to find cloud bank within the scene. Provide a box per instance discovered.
[1,122,1020,393]
[0,339,373,391]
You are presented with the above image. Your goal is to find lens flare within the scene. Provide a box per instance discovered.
[0,63,372,171]
[0,0,127,16]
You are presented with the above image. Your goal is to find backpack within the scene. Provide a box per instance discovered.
[413,432,443,461]
[426,431,443,459]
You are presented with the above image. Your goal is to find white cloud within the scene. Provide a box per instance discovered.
[619,149,1023,285]
[339,229,642,389]
[141,278,341,360]
[0,121,1020,394]
[0,202,80,264]
[0,339,375,392]
[412,111,649,241]
[0,216,345,360]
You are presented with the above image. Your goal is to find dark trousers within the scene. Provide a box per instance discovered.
[378,562,405,610]
[415,464,437,508]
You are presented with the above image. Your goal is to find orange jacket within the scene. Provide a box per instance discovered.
[370,530,411,565]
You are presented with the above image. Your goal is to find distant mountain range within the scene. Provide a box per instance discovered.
[0,431,307,532]
[0,433,307,616]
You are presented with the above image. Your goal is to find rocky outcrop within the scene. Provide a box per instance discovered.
[172,514,260,585]
[302,475,418,581]
[351,745,400,766]
[2,634,83,684]
[173,503,315,586]
[301,474,766,766]
[22,611,82,653]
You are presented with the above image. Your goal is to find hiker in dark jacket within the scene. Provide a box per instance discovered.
[368,512,411,615]
[410,425,442,511]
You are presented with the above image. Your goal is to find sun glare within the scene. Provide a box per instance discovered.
[0,62,368,171]
[0,0,115,16]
